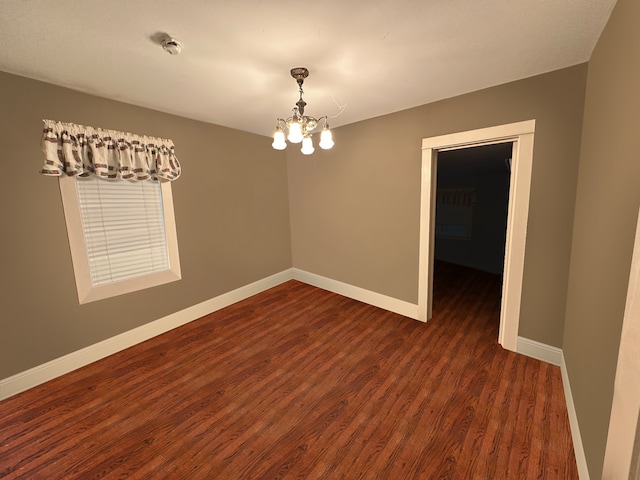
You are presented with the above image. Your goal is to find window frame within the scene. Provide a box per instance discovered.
[59,175,181,304]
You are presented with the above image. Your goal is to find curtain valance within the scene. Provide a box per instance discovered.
[40,119,181,181]
[437,188,477,207]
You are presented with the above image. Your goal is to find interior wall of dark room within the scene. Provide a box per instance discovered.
[0,71,292,379]
[434,150,511,274]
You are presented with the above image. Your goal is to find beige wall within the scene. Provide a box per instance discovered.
[564,0,640,477]
[0,71,292,379]
[288,65,587,347]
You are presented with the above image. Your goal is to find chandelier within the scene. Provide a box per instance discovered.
[272,67,334,155]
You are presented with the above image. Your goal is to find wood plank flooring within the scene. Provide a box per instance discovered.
[0,262,578,479]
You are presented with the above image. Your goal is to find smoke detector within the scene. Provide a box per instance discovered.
[162,38,183,55]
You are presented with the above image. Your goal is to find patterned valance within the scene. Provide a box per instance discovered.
[437,188,477,207]
[40,119,181,181]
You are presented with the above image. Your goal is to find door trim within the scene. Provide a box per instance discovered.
[602,207,640,480]
[418,120,535,352]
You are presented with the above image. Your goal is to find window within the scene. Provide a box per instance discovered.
[59,175,181,304]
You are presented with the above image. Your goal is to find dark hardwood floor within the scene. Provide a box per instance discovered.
[0,262,578,479]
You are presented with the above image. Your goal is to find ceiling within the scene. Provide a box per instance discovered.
[0,0,616,138]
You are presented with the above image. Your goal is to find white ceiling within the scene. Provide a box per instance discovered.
[0,0,616,137]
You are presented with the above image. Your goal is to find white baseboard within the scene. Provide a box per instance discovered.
[516,336,563,366]
[0,269,295,400]
[0,268,418,400]
[516,338,588,478]
[291,268,420,320]
[561,355,590,480]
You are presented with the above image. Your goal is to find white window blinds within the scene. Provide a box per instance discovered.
[76,177,170,286]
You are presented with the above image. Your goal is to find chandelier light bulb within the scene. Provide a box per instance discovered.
[301,136,315,155]
[319,126,334,150]
[288,121,304,143]
[272,126,287,150]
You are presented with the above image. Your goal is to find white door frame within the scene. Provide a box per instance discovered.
[418,120,535,352]
[602,208,640,480]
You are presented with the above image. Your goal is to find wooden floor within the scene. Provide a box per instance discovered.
[0,262,578,479]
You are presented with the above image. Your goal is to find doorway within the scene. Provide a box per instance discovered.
[418,121,535,352]
[435,143,512,276]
